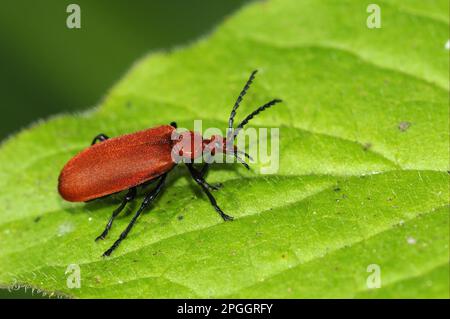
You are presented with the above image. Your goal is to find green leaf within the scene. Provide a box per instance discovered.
[0,0,448,298]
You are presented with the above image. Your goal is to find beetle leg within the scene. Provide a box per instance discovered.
[91,133,109,145]
[199,164,223,189]
[95,187,137,241]
[186,164,233,221]
[199,163,209,178]
[197,154,222,188]
[199,151,214,178]
[188,161,223,190]
[190,164,223,191]
[102,174,167,257]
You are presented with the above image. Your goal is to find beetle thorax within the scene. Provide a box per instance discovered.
[172,131,229,161]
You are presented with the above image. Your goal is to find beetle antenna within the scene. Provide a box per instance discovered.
[233,99,283,140]
[227,70,258,140]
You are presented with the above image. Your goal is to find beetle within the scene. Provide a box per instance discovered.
[58,70,282,257]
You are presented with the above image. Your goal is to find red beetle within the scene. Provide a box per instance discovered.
[58,70,282,256]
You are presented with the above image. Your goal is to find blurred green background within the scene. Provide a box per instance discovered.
[0,0,248,298]
[0,0,249,142]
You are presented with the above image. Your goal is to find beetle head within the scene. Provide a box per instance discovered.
[171,70,282,168]
[203,134,252,169]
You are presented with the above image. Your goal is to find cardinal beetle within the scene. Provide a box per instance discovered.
[58,70,282,257]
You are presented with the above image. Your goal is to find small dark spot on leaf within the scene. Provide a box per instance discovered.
[334,187,341,192]
[34,216,41,223]
[398,121,411,132]
[178,215,184,221]
[363,142,372,151]
[281,254,286,259]
[387,197,393,201]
